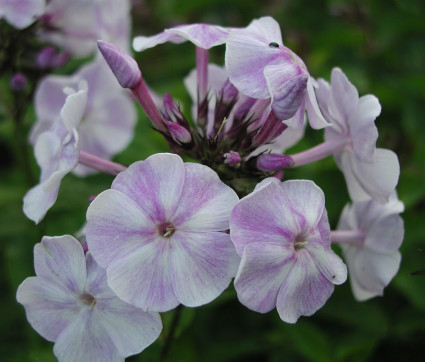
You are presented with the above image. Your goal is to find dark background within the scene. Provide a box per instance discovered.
[1,0,425,360]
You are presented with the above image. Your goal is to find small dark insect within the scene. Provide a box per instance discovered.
[269,42,279,48]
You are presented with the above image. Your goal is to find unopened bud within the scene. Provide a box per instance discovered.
[97,40,142,89]
[257,153,294,172]
[37,46,57,68]
[223,151,242,167]
[166,122,192,144]
[10,73,27,91]
[220,79,238,103]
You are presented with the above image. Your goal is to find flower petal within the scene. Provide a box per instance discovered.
[350,148,400,203]
[16,276,80,341]
[276,250,334,323]
[133,31,186,51]
[170,231,239,307]
[279,180,327,235]
[306,243,347,285]
[364,214,404,253]
[234,242,294,313]
[34,235,86,293]
[86,189,157,268]
[343,246,401,300]
[167,24,231,49]
[106,239,179,312]
[349,94,380,162]
[53,309,121,362]
[305,77,329,129]
[330,67,359,124]
[172,163,239,232]
[111,154,185,222]
[230,181,297,256]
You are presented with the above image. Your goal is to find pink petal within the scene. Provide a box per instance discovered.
[344,246,401,300]
[172,163,239,232]
[53,309,121,362]
[34,236,86,293]
[16,276,80,341]
[111,154,185,222]
[276,250,335,323]
[106,239,179,312]
[0,0,45,29]
[230,181,297,256]
[170,231,239,307]
[349,94,380,162]
[330,68,359,124]
[234,242,294,313]
[86,189,157,268]
[305,77,329,129]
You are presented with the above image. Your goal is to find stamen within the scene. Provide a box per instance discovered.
[213,117,228,142]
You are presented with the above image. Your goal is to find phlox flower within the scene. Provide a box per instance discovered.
[0,0,45,29]
[86,153,240,312]
[225,16,328,129]
[23,82,87,224]
[316,67,400,203]
[30,59,136,176]
[17,235,162,362]
[230,178,347,323]
[133,23,232,52]
[40,0,131,57]
[333,194,404,301]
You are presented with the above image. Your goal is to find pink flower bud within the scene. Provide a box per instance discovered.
[97,40,142,89]
[37,46,57,68]
[223,151,242,167]
[10,73,27,91]
[166,122,192,144]
[256,153,294,172]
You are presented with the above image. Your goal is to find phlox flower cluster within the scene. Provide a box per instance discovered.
[5,6,404,361]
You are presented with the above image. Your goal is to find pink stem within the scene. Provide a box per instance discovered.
[331,230,364,246]
[196,47,209,102]
[290,135,350,167]
[131,80,167,132]
[78,151,127,175]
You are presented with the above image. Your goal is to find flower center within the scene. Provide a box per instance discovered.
[80,293,96,309]
[294,235,308,251]
[158,222,176,238]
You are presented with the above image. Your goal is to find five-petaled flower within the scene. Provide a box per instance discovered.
[86,153,240,312]
[230,178,347,323]
[17,235,162,362]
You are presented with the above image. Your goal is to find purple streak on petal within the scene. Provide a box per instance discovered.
[172,162,239,232]
[230,181,297,256]
[53,308,122,362]
[86,189,157,268]
[170,231,239,307]
[16,276,80,341]
[107,239,179,312]
[276,250,334,323]
[34,236,87,293]
[234,242,294,313]
[111,154,185,222]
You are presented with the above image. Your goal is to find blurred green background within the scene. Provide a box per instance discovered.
[1,0,425,360]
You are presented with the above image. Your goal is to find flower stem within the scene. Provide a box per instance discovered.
[131,79,167,132]
[331,230,364,246]
[78,151,127,175]
[160,305,183,361]
[196,47,209,102]
[290,135,350,167]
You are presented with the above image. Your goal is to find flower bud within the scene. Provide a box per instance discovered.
[256,153,294,172]
[166,122,192,144]
[97,40,142,89]
[10,73,27,92]
[37,46,57,68]
[223,151,242,167]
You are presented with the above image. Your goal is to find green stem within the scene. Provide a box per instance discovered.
[159,305,183,361]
